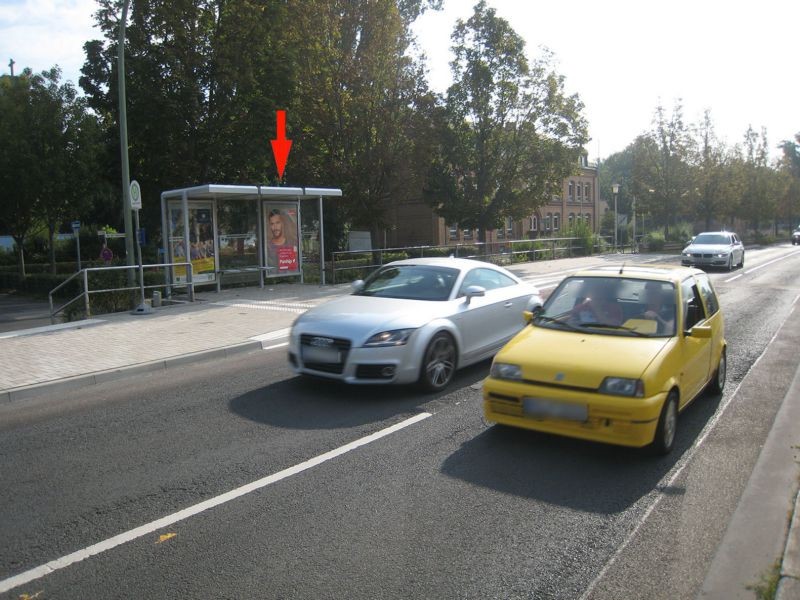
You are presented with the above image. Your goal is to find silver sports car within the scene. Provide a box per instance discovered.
[288,257,542,391]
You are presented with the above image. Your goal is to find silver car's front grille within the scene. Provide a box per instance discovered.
[299,334,351,374]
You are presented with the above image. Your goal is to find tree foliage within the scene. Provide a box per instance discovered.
[425,1,588,241]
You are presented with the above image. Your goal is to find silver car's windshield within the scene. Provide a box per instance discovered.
[356,265,459,301]
[536,276,677,337]
[692,233,731,245]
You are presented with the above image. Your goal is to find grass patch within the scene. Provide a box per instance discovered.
[746,560,781,600]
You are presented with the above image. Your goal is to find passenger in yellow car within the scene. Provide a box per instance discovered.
[569,279,623,326]
[639,281,676,335]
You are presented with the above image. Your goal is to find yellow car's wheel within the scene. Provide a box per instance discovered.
[650,391,678,455]
[707,348,727,395]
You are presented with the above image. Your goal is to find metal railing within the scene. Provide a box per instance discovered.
[48,262,194,323]
[330,236,622,284]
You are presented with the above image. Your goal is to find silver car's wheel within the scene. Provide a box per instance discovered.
[419,332,456,392]
[738,252,745,268]
[650,391,678,455]
[726,255,733,272]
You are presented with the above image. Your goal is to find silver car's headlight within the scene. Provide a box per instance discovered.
[491,362,523,381]
[682,251,690,257]
[599,377,644,397]
[363,328,417,347]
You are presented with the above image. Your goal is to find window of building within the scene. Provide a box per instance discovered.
[505,217,513,239]
[553,213,560,231]
[531,216,538,231]
[448,224,458,241]
[462,228,473,241]
[568,181,574,202]
[585,183,591,200]
[545,213,552,231]
[576,183,582,201]
[585,213,591,224]
[496,225,505,240]
[568,213,575,228]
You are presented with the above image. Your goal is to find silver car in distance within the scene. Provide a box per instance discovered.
[288,257,542,391]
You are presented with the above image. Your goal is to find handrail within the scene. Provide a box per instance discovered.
[48,262,194,324]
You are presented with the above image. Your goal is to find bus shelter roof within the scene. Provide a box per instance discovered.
[160,184,342,201]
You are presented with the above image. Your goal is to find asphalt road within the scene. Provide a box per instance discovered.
[1,246,799,599]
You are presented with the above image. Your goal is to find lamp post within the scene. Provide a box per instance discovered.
[118,0,135,286]
[612,183,620,250]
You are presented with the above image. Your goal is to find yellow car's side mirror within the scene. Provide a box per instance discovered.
[688,324,713,338]
[523,310,533,324]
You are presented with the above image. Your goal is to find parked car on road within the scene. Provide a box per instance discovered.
[288,258,542,391]
[792,228,800,245]
[681,231,744,271]
[483,265,726,454]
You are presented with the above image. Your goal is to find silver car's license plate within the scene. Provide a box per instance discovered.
[302,346,342,364]
[523,397,588,422]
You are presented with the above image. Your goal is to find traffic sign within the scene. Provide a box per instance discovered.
[71,220,81,231]
[130,180,142,210]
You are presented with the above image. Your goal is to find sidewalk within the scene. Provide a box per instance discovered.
[699,304,800,599]
[0,282,350,402]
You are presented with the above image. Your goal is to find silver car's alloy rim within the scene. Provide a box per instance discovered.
[425,336,455,388]
[663,398,677,449]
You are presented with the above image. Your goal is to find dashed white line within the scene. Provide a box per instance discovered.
[724,274,743,283]
[0,412,433,595]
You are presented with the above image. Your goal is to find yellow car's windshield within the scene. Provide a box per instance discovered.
[537,276,676,337]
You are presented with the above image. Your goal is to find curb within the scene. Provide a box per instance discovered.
[0,339,265,404]
[777,490,800,599]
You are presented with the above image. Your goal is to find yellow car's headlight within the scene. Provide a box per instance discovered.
[491,362,522,381]
[599,377,644,397]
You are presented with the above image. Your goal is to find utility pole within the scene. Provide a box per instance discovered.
[8,58,15,76]
[117,0,135,286]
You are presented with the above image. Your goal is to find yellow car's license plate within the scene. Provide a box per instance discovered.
[523,397,588,422]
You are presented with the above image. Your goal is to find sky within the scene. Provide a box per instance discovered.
[1,0,798,162]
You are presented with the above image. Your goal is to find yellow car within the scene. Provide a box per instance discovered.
[483,265,726,454]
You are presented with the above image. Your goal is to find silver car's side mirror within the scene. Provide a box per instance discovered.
[463,285,486,305]
[351,279,365,293]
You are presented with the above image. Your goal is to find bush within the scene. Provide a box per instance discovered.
[668,222,694,244]
[752,231,776,245]
[645,231,665,251]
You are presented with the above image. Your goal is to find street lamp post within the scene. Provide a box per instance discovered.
[612,183,620,251]
[118,0,135,286]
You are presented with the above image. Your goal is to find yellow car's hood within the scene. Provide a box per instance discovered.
[497,325,672,389]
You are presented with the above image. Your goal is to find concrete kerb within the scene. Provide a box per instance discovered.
[778,490,800,599]
[0,339,264,404]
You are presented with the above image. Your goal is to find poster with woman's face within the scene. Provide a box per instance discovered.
[264,202,299,275]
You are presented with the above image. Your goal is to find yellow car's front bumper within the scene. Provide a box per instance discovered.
[483,378,668,448]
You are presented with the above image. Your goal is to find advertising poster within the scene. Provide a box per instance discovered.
[169,202,216,283]
[264,202,299,275]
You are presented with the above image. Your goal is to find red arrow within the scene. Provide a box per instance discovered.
[270,110,292,180]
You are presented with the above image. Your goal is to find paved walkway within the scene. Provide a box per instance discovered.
[0,282,350,400]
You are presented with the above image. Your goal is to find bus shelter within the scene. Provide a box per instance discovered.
[160,184,342,291]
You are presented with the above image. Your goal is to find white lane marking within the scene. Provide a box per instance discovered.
[262,342,289,351]
[0,412,433,595]
[578,294,800,600]
[249,328,291,343]
[743,249,800,275]
[724,274,743,283]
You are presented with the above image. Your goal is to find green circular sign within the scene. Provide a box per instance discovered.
[130,179,142,210]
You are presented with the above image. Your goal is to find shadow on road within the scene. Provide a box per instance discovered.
[228,363,489,430]
[440,390,723,514]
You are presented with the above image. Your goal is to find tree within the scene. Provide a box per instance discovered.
[690,110,729,231]
[778,133,800,227]
[632,102,693,238]
[285,0,441,252]
[426,1,588,242]
[81,0,296,239]
[0,71,43,277]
